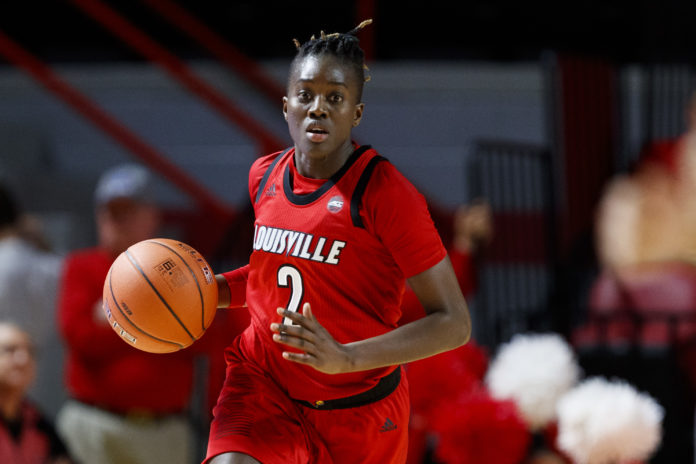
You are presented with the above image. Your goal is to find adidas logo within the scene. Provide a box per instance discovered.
[265,184,277,197]
[379,418,397,433]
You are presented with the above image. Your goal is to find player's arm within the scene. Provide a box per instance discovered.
[272,255,470,374]
[216,264,249,309]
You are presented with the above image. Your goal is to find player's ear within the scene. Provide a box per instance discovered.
[352,103,364,127]
[283,97,289,121]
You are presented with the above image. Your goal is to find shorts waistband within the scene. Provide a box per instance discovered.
[295,367,401,410]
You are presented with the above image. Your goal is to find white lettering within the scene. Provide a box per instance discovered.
[270,228,283,253]
[252,225,346,265]
[310,237,326,262]
[273,230,290,254]
[291,233,305,257]
[262,228,278,251]
[299,234,313,259]
[254,226,266,250]
[286,231,300,256]
[325,240,346,264]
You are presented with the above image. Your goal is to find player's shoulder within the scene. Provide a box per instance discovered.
[250,149,290,177]
[364,150,420,196]
[249,148,292,202]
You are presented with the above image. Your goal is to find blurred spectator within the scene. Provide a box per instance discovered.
[400,198,493,327]
[404,199,493,463]
[0,321,74,463]
[0,181,64,417]
[55,164,198,464]
[595,91,696,270]
[451,199,493,296]
[591,92,696,462]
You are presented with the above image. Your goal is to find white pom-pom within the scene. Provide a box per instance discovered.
[556,377,664,464]
[485,333,580,430]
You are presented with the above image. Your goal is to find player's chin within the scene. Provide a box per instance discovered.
[295,144,331,162]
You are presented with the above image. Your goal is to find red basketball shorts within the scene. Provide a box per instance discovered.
[204,352,409,464]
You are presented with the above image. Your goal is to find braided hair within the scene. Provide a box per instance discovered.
[289,20,372,101]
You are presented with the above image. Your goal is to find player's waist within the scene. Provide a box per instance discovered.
[292,366,401,410]
[239,323,400,404]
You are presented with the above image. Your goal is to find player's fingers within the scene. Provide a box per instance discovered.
[281,350,316,366]
[273,333,318,355]
[302,302,313,319]
[276,307,314,328]
[270,323,317,344]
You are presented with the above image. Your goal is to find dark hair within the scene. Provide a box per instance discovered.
[0,183,18,228]
[289,20,372,101]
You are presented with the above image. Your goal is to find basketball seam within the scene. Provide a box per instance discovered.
[147,239,207,333]
[124,248,197,342]
[107,266,184,350]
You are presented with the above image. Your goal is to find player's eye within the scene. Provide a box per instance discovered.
[297,90,311,102]
[329,93,344,104]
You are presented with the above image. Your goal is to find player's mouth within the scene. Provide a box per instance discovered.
[306,124,329,143]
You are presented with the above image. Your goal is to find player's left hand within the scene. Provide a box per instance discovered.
[270,303,352,374]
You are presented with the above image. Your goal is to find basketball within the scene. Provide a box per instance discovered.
[102,238,218,353]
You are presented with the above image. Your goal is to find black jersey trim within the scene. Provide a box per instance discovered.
[283,145,372,206]
[255,148,291,204]
[350,155,387,228]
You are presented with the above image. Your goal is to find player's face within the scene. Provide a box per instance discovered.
[0,325,36,394]
[283,55,364,174]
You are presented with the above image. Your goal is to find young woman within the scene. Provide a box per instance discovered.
[207,20,471,464]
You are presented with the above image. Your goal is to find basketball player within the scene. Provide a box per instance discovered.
[207,20,471,464]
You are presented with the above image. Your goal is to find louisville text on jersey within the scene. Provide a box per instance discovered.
[253,224,346,265]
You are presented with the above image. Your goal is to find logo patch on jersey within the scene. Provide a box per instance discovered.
[327,195,344,213]
[265,183,277,197]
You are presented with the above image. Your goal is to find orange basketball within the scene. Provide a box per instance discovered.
[102,238,218,353]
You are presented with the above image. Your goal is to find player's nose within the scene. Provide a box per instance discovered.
[308,96,328,119]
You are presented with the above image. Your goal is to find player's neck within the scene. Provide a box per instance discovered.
[294,141,355,179]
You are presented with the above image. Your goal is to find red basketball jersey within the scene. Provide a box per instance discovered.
[241,144,446,402]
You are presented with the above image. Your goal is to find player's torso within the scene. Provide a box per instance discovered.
[245,147,405,398]
[248,146,404,339]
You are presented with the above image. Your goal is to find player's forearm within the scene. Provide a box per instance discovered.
[343,304,471,372]
[217,264,249,309]
[344,256,471,372]
[215,274,231,308]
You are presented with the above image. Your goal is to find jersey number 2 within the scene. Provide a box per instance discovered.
[277,265,304,326]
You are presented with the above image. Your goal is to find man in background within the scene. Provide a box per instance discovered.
[56,164,197,464]
[0,321,74,463]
